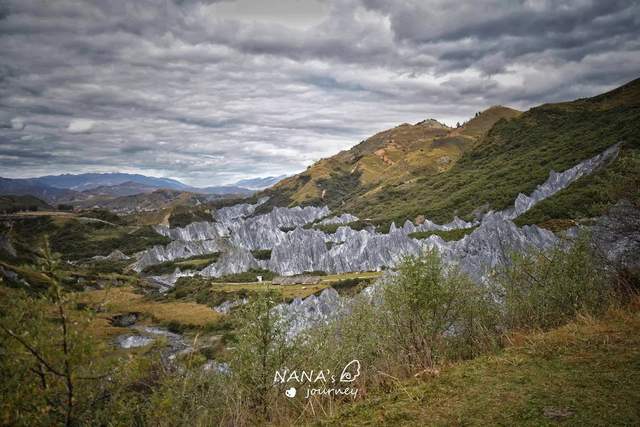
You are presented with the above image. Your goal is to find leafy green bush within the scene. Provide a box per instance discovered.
[408,226,478,241]
[251,249,272,260]
[496,236,614,330]
[381,250,499,369]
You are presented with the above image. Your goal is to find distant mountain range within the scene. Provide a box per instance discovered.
[0,173,287,206]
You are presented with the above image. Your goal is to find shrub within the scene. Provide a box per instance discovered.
[251,249,272,260]
[496,235,614,330]
[380,250,499,370]
[229,291,292,421]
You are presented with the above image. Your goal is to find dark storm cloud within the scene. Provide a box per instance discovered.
[0,0,638,186]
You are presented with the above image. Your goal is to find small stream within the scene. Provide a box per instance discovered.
[115,325,191,360]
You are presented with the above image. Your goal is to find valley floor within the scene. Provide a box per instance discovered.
[320,302,640,426]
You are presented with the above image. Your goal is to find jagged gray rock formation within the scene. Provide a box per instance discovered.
[200,247,261,278]
[134,144,619,289]
[442,213,558,282]
[148,268,193,292]
[271,142,621,336]
[215,197,268,223]
[91,249,130,262]
[154,221,227,242]
[213,298,248,314]
[0,233,16,257]
[273,287,344,338]
[133,239,223,272]
[499,143,620,220]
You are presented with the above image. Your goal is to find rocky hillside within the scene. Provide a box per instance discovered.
[262,78,640,229]
[260,106,520,212]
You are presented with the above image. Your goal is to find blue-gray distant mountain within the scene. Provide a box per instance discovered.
[0,173,286,203]
[0,177,81,204]
[32,173,190,192]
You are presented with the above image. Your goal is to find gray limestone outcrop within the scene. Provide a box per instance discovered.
[133,144,619,292]
[132,239,223,272]
[273,287,344,338]
[499,143,620,220]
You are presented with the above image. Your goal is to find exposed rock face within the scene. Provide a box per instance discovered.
[148,268,193,292]
[134,144,618,291]
[592,200,640,270]
[154,221,227,242]
[213,298,248,314]
[110,312,139,327]
[0,233,17,257]
[200,247,260,278]
[443,213,558,282]
[91,249,130,262]
[116,335,154,349]
[270,145,621,336]
[273,287,344,338]
[133,239,223,272]
[133,202,329,271]
[115,326,190,360]
[500,143,620,220]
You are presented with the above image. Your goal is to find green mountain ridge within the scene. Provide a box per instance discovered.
[261,78,640,229]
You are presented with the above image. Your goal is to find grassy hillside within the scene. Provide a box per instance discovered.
[262,79,639,228]
[0,195,52,213]
[259,106,520,214]
[340,78,640,226]
[322,305,640,426]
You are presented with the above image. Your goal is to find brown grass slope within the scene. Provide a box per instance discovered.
[259,106,521,214]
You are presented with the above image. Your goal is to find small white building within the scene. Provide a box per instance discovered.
[257,275,263,283]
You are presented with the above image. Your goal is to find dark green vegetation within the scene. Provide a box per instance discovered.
[408,226,478,241]
[311,220,370,234]
[167,204,213,228]
[515,152,640,229]
[3,216,170,261]
[141,252,220,275]
[167,276,250,308]
[250,249,272,260]
[346,79,640,227]
[0,195,52,213]
[330,277,374,296]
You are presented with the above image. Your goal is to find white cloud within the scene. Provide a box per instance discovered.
[11,117,25,130]
[67,119,95,134]
[0,0,638,186]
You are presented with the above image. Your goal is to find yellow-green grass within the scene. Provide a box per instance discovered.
[320,271,383,282]
[320,304,640,426]
[211,282,329,299]
[209,271,383,299]
[77,287,221,337]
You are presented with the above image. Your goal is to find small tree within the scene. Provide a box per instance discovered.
[229,289,291,422]
[381,249,498,371]
[0,238,106,426]
[497,236,613,330]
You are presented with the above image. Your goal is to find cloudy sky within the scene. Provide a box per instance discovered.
[1,0,639,186]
